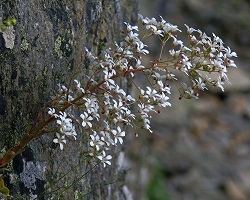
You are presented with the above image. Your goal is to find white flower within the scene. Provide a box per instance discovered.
[212,33,223,46]
[97,151,112,167]
[56,112,77,139]
[172,36,184,47]
[111,126,125,145]
[145,86,158,101]
[90,131,104,151]
[157,80,171,94]
[61,123,77,140]
[85,48,95,59]
[136,41,149,55]
[125,95,135,102]
[156,93,171,107]
[184,24,197,34]
[48,108,56,116]
[113,85,126,96]
[145,17,158,25]
[224,47,237,58]
[180,54,192,70]
[147,24,163,36]
[53,133,66,150]
[113,113,124,124]
[74,79,85,93]
[112,99,126,113]
[140,116,153,133]
[192,78,207,91]
[215,77,225,92]
[48,15,238,169]
[84,97,99,114]
[163,23,181,34]
[100,131,114,146]
[138,14,150,25]
[103,68,116,80]
[169,49,180,57]
[125,108,135,118]
[227,59,237,68]
[115,58,129,70]
[59,84,68,92]
[138,103,155,115]
[125,31,139,44]
[135,59,145,69]
[152,72,166,80]
[80,112,93,128]
[124,22,139,32]
[184,86,197,99]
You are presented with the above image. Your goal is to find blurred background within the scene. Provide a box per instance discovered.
[125,0,250,200]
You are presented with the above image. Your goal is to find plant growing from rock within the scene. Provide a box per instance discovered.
[0,14,237,198]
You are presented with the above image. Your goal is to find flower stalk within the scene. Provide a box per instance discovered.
[0,14,237,170]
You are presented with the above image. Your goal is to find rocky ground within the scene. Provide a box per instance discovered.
[125,0,250,200]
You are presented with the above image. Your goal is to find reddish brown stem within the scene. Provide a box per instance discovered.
[0,66,148,168]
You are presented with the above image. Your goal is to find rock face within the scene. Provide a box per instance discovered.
[0,1,137,199]
[125,0,250,200]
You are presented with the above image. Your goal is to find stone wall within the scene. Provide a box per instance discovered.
[0,1,138,199]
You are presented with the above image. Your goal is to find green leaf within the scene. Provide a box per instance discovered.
[0,178,10,197]
[147,169,171,200]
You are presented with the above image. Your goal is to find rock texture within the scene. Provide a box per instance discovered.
[0,1,138,199]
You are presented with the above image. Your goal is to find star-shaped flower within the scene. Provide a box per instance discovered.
[53,133,66,150]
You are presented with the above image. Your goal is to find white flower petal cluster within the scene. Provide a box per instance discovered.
[138,14,237,98]
[53,133,66,150]
[138,14,181,37]
[48,109,77,150]
[97,151,112,168]
[47,14,237,167]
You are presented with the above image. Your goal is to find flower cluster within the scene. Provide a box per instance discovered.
[138,14,237,98]
[48,109,77,150]
[47,15,237,167]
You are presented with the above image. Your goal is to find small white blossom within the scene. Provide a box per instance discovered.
[215,77,225,92]
[101,131,114,146]
[192,78,207,91]
[113,85,126,96]
[97,151,112,168]
[125,95,135,102]
[80,112,93,128]
[169,49,181,57]
[172,37,184,47]
[136,42,149,55]
[147,25,164,36]
[84,97,99,114]
[56,112,77,139]
[145,86,158,101]
[157,80,171,94]
[163,23,181,34]
[53,133,66,150]
[111,126,125,145]
[124,22,139,32]
[184,24,197,34]
[224,47,237,58]
[90,131,104,151]
[48,108,56,116]
[156,93,171,107]
[74,79,85,93]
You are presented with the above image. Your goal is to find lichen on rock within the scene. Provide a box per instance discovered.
[19,161,45,191]
[2,26,15,49]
